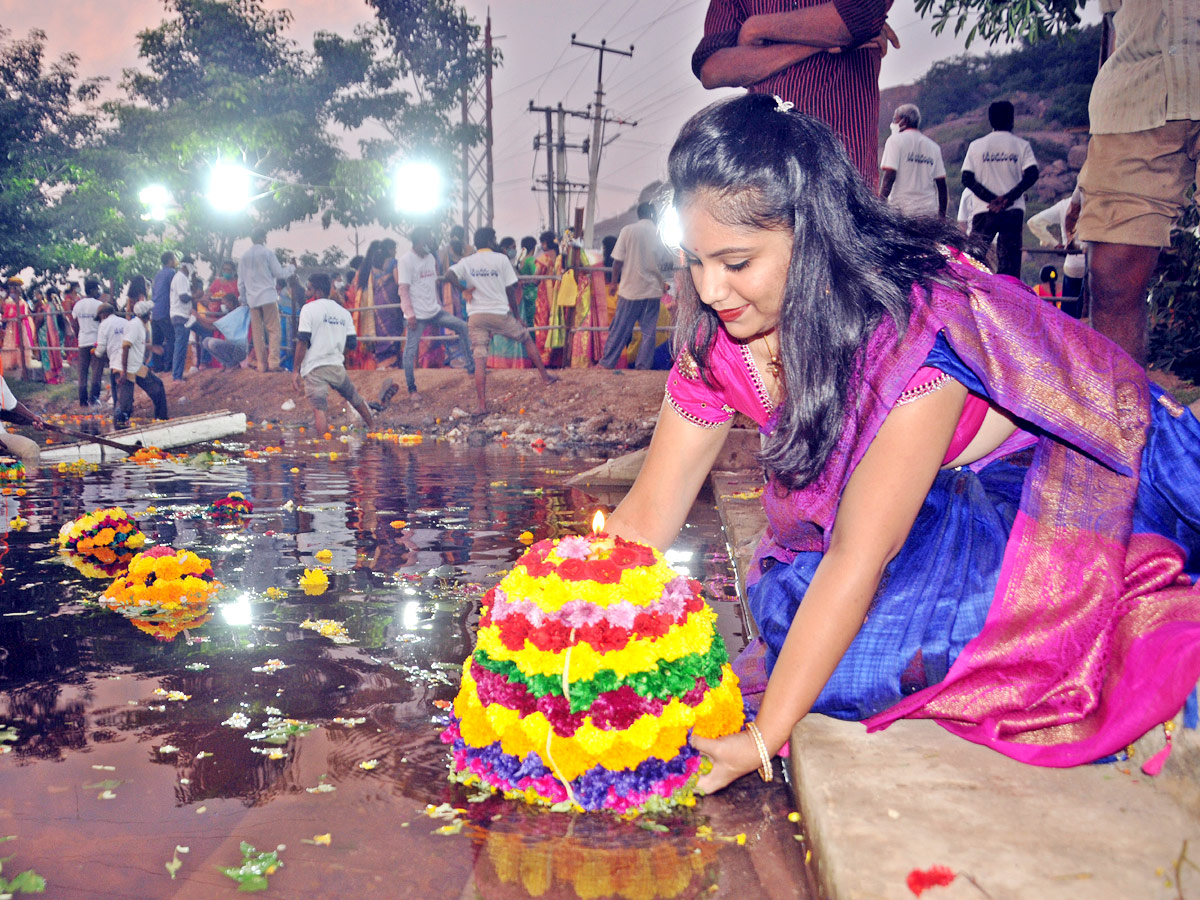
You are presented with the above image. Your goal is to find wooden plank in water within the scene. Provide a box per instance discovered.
[40,411,248,464]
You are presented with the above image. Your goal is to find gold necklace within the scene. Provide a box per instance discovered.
[759,332,782,379]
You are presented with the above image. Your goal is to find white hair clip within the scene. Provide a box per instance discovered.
[773,95,794,113]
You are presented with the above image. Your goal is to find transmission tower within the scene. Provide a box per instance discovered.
[460,13,494,235]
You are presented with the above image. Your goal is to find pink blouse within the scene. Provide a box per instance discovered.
[665,329,988,466]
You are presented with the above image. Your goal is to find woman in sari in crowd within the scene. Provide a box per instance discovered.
[340,257,368,369]
[563,238,610,367]
[1,278,37,376]
[488,236,538,369]
[31,285,64,384]
[532,231,559,364]
[374,238,404,365]
[607,94,1200,794]
[351,243,382,369]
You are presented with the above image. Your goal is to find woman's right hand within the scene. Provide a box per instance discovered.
[692,730,765,795]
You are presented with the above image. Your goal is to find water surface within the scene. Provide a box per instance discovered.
[0,433,813,899]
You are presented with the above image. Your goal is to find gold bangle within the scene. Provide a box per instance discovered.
[745,721,773,783]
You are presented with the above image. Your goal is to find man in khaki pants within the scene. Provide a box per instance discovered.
[237,227,295,371]
[1077,0,1200,365]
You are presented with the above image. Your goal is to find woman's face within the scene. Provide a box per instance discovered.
[680,199,791,340]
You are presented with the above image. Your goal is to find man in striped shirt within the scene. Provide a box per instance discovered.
[692,1,892,188]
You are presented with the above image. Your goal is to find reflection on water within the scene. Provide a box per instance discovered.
[0,434,813,899]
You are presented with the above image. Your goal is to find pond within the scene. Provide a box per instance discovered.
[0,432,814,899]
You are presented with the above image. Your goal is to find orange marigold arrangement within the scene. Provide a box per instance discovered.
[98,547,219,641]
[128,446,182,465]
[57,508,146,577]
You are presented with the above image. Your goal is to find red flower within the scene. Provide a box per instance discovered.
[906,866,955,896]
[608,546,640,568]
[585,559,622,584]
[557,558,589,580]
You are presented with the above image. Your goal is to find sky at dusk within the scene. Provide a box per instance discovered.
[2,0,1100,260]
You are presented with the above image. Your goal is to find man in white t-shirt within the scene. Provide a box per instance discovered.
[879,104,947,218]
[598,203,672,370]
[291,272,374,435]
[115,300,169,428]
[168,255,195,381]
[398,226,474,400]
[961,100,1039,278]
[0,373,45,466]
[449,227,558,415]
[88,304,119,408]
[72,279,103,408]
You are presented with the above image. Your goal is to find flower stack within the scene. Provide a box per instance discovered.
[0,457,25,482]
[98,546,219,641]
[442,533,744,813]
[208,491,253,525]
[57,507,146,577]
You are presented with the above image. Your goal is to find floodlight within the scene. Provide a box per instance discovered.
[208,161,254,213]
[138,184,172,221]
[659,206,683,251]
[392,161,444,215]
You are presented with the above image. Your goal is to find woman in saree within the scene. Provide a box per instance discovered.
[563,240,610,368]
[1,279,37,376]
[606,94,1200,793]
[31,286,64,384]
[351,243,382,369]
[532,231,559,364]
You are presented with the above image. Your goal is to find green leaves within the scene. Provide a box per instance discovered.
[913,0,1085,48]
[218,842,283,893]
[0,840,47,896]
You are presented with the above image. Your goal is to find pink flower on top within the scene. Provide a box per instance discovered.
[555,536,592,560]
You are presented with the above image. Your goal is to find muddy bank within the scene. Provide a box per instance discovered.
[22,366,671,455]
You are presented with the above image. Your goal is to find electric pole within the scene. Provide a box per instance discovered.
[571,34,633,248]
[529,101,591,235]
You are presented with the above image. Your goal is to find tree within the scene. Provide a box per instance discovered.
[0,28,127,278]
[317,0,498,230]
[914,0,1087,48]
[106,0,374,263]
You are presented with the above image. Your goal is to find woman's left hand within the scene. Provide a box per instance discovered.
[692,730,765,794]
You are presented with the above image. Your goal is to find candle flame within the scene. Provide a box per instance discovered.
[591,510,606,534]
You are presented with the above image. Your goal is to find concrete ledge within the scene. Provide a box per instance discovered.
[711,472,1200,900]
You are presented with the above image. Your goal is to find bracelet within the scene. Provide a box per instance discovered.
[745,721,773,783]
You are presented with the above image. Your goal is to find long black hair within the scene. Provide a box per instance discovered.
[668,93,977,491]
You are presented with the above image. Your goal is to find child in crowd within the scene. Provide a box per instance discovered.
[291,272,375,435]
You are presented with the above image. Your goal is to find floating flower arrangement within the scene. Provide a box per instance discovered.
[0,457,25,481]
[98,547,219,641]
[207,491,253,525]
[57,507,146,577]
